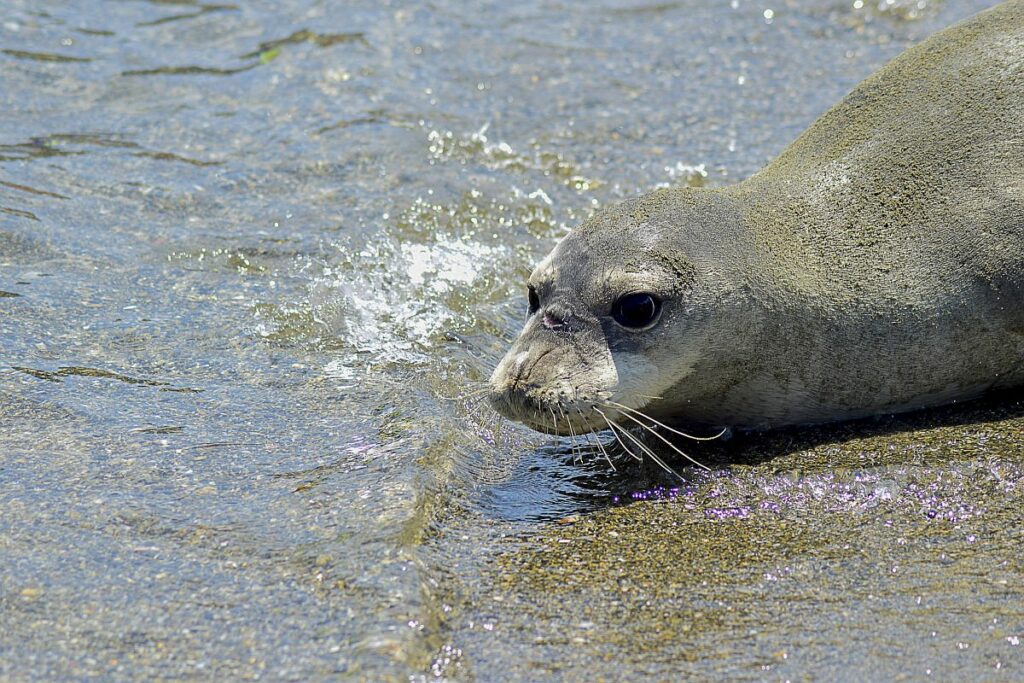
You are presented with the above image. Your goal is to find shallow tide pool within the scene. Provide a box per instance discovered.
[1,0,1022,680]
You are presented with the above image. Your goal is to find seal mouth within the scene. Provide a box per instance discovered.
[488,383,617,436]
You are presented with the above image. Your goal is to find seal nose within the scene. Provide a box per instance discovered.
[506,350,531,387]
[488,349,531,419]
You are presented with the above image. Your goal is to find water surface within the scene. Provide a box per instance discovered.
[2,0,1022,680]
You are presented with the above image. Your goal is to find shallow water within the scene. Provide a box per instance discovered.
[1,0,1021,680]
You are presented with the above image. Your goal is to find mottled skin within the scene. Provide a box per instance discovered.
[490,1,1024,434]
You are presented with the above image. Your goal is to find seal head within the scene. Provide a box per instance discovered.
[489,189,755,435]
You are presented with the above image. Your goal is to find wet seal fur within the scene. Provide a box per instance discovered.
[490,1,1024,435]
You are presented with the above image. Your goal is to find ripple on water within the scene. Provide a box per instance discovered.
[317,236,503,364]
[248,179,571,379]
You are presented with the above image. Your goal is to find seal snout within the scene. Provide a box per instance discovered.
[487,349,531,421]
[488,342,614,435]
[487,343,573,431]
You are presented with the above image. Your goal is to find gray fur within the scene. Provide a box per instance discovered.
[490,1,1024,433]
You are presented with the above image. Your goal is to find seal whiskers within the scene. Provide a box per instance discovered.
[594,408,641,462]
[603,404,711,471]
[548,407,560,438]
[606,401,729,442]
[609,420,684,480]
[576,405,616,471]
[589,427,617,472]
[559,404,585,466]
[438,384,491,403]
[595,407,684,480]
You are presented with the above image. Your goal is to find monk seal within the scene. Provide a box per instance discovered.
[488,1,1024,437]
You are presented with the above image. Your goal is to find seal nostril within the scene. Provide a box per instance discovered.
[541,305,572,330]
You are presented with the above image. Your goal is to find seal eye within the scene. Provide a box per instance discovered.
[527,285,540,316]
[612,293,661,329]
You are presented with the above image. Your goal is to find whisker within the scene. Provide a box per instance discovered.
[461,396,498,447]
[607,407,711,471]
[582,432,599,466]
[570,428,585,467]
[589,420,617,471]
[594,408,643,463]
[488,412,504,447]
[469,403,498,430]
[576,405,613,471]
[438,385,492,402]
[465,395,492,411]
[598,410,683,480]
[607,401,728,442]
[456,393,500,429]
[559,405,582,466]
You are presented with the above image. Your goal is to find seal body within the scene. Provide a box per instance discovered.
[490,1,1024,433]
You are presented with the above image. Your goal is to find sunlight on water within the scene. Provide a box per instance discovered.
[2,0,1018,680]
[313,234,509,376]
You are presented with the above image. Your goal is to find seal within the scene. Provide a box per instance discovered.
[489,1,1024,436]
